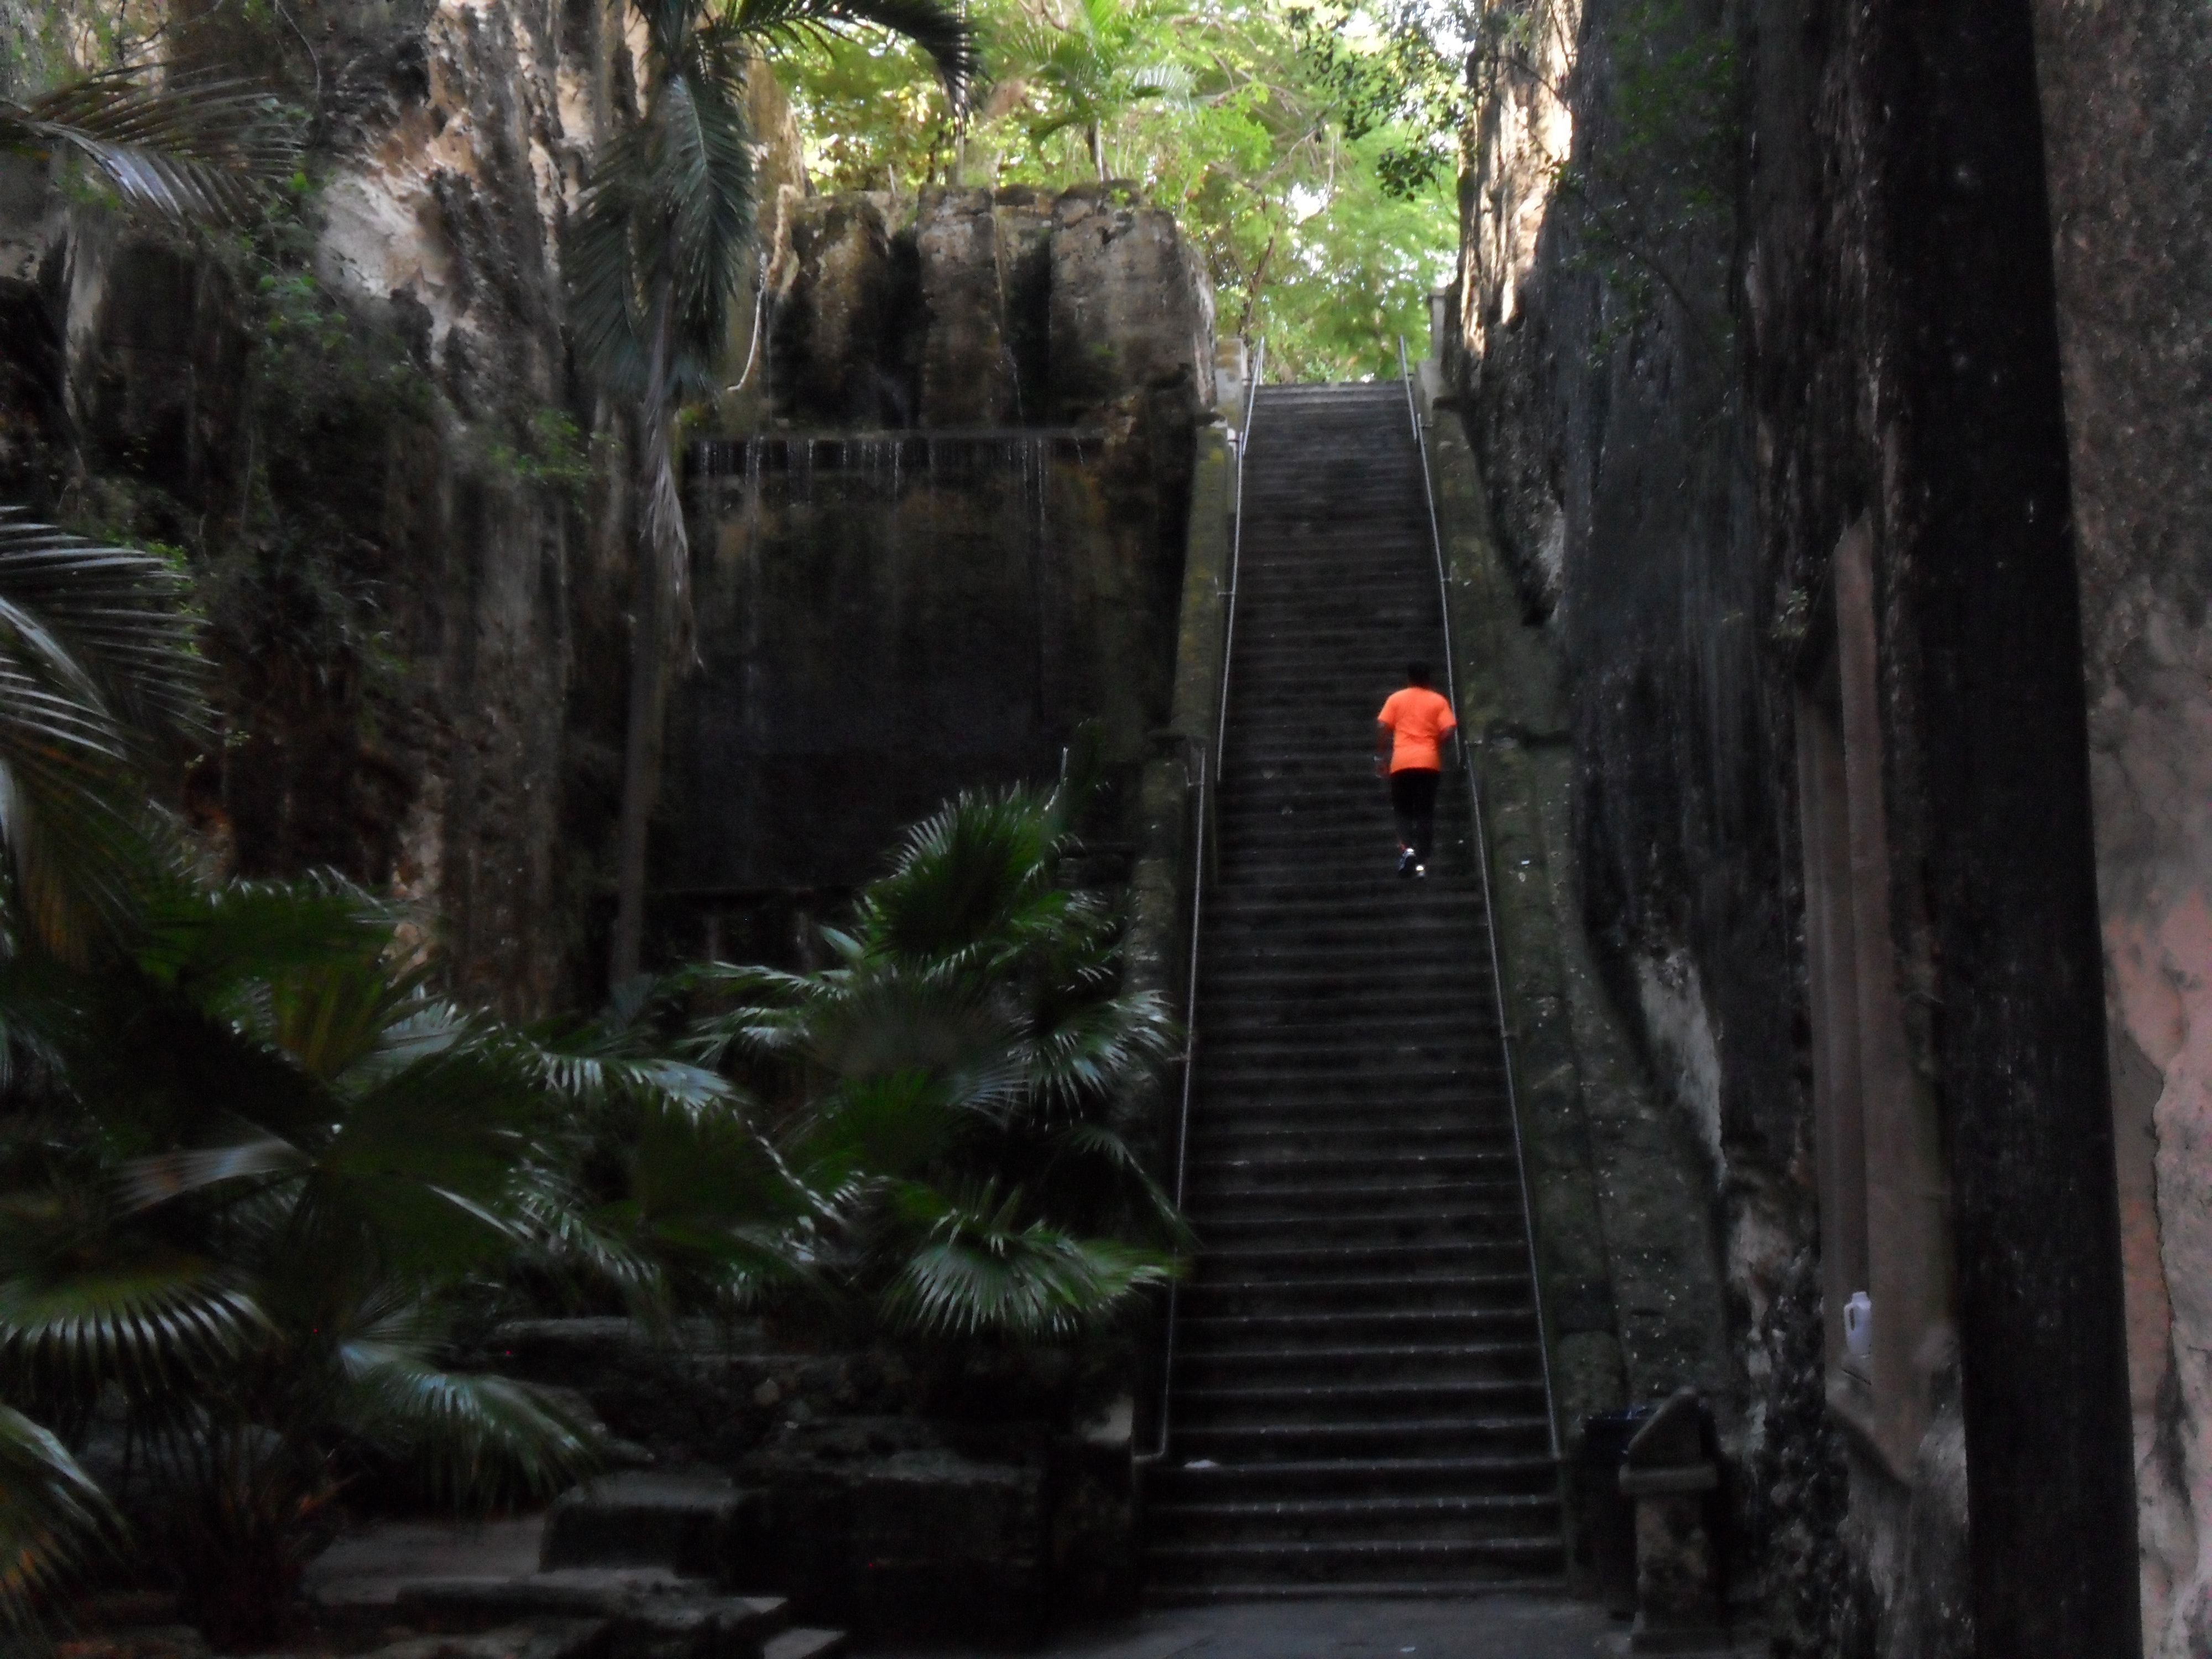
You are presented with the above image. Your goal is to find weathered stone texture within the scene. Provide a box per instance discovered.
[1047,184,1215,427]
[914,188,1016,426]
[1456,0,2158,1647]
[0,0,810,1018]
[770,196,901,426]
[2031,1,2212,1648]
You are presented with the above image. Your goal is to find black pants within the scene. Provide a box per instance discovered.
[1389,767,1441,861]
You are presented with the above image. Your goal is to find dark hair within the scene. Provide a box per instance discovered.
[1406,661,1433,687]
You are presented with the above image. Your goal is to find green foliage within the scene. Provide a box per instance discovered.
[1290,0,1466,200]
[781,0,1460,380]
[0,67,294,233]
[1000,0,1192,179]
[685,783,1183,1344]
[484,410,597,505]
[0,875,617,1645]
[0,512,204,968]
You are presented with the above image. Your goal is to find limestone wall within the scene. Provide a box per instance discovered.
[2032,1,2212,1649]
[0,3,814,1014]
[653,183,1215,947]
[1453,0,2174,1648]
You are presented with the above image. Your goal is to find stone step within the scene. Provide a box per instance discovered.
[1143,1533,1564,1584]
[1148,1490,1562,1542]
[1147,1452,1559,1500]
[1157,384,1559,1598]
[541,1472,757,1578]
[761,1630,848,1659]
[397,1570,792,1656]
[1173,1378,1550,1427]
[1173,1340,1545,1387]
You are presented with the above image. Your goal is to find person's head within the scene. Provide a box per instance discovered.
[1406,661,1433,688]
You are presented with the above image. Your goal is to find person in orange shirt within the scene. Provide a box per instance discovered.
[1375,661,1458,878]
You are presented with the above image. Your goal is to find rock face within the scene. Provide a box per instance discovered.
[0,2,818,1015]
[1046,185,1215,426]
[913,189,1019,426]
[1453,0,2169,1650]
[2030,3,2212,1650]
[660,183,1213,938]
[771,196,902,426]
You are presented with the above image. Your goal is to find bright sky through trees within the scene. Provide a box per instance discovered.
[784,0,1470,383]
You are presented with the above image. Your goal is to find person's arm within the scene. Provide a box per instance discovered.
[1375,719,1394,778]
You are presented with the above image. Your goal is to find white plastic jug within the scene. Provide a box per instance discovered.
[1844,1291,1874,1366]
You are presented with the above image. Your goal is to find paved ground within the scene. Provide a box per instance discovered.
[860,1597,1626,1659]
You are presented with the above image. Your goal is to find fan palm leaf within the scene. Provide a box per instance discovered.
[878,1181,1175,1341]
[0,514,204,962]
[335,1316,599,1510]
[0,67,292,231]
[0,1403,116,1641]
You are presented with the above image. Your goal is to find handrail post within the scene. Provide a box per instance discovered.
[1399,337,1562,1466]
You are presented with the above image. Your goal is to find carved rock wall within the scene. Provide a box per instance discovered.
[0,2,806,1015]
[2032,0,2212,1649]
[1457,0,2177,1648]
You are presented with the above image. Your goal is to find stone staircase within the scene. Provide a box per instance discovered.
[1144,382,1562,1599]
[311,1472,844,1658]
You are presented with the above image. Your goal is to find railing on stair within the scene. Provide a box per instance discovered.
[1215,337,1265,787]
[1138,339,1264,1468]
[1397,335,1562,1467]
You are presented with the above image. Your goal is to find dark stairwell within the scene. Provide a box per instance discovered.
[1145,382,1563,1600]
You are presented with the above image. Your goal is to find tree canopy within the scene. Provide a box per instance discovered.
[784,0,1469,383]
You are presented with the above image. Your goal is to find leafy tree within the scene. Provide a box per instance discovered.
[780,0,1459,380]
[688,784,1183,1342]
[570,0,975,992]
[1000,0,1191,180]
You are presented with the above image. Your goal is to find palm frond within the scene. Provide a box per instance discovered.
[1,69,294,231]
[729,0,977,92]
[0,1404,117,1641]
[0,1240,266,1405]
[0,512,205,961]
[133,875,397,997]
[336,1338,601,1510]
[1016,987,1178,1115]
[877,1181,1175,1340]
[0,513,205,738]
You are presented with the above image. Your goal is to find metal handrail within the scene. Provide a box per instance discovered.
[1137,341,1261,1467]
[1135,738,1205,1466]
[1397,336,1562,1465]
[1214,339,1265,785]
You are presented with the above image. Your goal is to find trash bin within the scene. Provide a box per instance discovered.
[1579,1407,1650,1619]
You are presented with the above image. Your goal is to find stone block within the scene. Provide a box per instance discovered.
[541,1472,763,1579]
[1046,185,1213,425]
[771,196,899,425]
[735,1418,1048,1642]
[915,187,1016,427]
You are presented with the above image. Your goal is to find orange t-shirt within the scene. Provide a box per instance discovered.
[1378,686,1457,771]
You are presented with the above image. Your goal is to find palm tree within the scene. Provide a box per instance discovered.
[0,512,205,966]
[1,65,288,231]
[687,782,1184,1342]
[0,877,719,1646]
[1003,0,1188,179]
[573,0,975,991]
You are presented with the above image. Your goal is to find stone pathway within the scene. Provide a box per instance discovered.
[862,1596,1623,1659]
